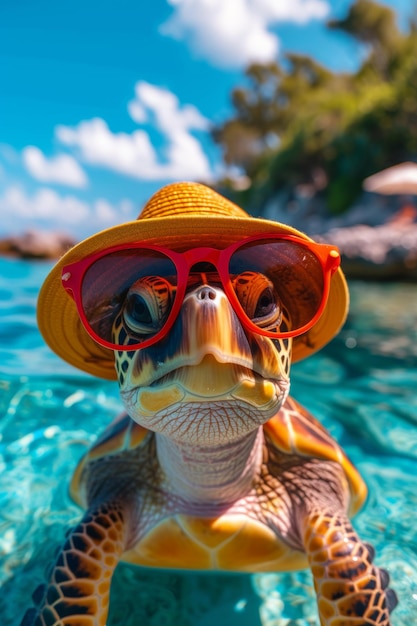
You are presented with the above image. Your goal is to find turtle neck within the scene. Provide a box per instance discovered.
[155,425,264,505]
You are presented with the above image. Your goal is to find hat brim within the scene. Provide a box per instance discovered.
[37,215,349,379]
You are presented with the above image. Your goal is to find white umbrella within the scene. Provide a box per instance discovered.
[363,162,417,195]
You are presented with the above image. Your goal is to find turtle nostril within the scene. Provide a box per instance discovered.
[196,286,217,301]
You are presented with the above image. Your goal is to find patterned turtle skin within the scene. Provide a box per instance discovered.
[22,271,397,626]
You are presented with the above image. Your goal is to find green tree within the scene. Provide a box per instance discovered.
[213,0,417,215]
[213,56,336,175]
[327,0,401,77]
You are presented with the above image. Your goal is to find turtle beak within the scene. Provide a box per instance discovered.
[179,284,253,366]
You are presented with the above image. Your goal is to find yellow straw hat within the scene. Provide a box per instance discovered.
[37,182,349,380]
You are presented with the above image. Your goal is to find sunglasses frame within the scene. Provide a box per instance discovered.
[62,233,341,351]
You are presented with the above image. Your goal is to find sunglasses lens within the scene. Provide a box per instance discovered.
[229,239,325,333]
[80,249,177,346]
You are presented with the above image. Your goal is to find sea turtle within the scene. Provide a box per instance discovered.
[23,182,397,626]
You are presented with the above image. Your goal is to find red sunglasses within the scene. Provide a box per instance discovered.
[61,233,340,351]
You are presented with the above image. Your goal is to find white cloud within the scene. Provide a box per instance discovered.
[0,186,88,223]
[160,0,330,68]
[22,146,88,188]
[56,119,159,178]
[56,82,213,181]
[94,198,134,224]
[0,185,135,235]
[256,0,330,23]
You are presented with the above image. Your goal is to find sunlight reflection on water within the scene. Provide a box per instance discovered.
[1,259,417,625]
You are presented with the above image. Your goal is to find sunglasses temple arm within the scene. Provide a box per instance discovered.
[327,249,341,275]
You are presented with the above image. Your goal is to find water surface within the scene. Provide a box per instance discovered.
[1,258,416,625]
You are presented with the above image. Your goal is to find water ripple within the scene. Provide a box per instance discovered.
[1,260,417,625]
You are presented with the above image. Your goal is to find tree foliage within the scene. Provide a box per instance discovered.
[213,0,417,214]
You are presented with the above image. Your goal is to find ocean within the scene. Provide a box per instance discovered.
[1,256,417,625]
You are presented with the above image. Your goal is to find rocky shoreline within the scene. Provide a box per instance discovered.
[0,230,76,260]
[319,221,417,281]
[1,218,417,281]
[258,188,417,281]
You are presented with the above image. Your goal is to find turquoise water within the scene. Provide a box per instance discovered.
[1,256,417,625]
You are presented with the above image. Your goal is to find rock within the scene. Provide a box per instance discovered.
[319,221,417,280]
[0,230,76,260]
[230,182,417,280]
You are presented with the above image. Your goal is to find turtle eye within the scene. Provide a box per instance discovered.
[255,287,276,318]
[126,293,152,325]
[232,271,282,330]
[122,276,173,336]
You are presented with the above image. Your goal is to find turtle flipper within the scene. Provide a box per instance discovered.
[21,502,127,626]
[302,510,398,626]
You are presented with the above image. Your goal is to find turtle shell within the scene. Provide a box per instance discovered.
[70,398,367,573]
[263,396,367,517]
[69,412,149,506]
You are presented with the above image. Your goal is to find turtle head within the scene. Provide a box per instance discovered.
[113,270,291,445]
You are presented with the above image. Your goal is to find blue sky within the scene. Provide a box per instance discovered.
[0,0,415,238]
